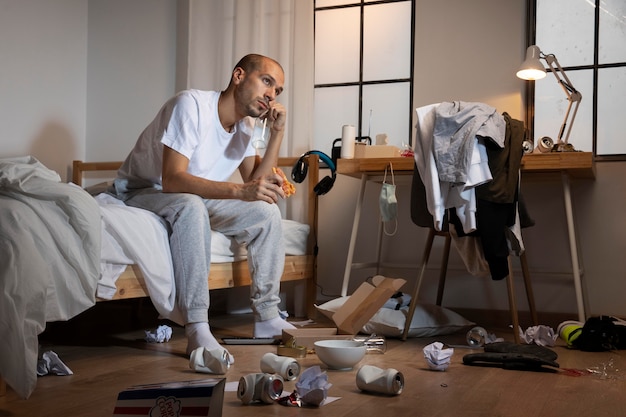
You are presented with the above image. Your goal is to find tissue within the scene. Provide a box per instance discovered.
[36,351,73,376]
[518,325,558,346]
[295,366,332,406]
[144,325,172,343]
[423,341,454,371]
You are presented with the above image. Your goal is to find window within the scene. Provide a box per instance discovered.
[529,0,626,159]
[313,0,415,152]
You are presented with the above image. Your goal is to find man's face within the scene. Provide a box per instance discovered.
[234,59,284,118]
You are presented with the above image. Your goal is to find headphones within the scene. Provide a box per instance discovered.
[291,150,336,196]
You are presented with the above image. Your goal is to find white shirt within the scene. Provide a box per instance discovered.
[116,89,256,193]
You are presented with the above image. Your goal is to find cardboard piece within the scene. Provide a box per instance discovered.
[113,378,225,417]
[282,276,405,348]
[282,328,352,351]
[354,144,402,158]
[332,275,406,334]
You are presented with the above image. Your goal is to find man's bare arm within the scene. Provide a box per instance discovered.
[162,146,284,203]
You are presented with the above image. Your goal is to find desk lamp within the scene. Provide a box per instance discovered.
[517,45,582,152]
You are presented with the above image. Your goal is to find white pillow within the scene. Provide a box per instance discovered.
[315,296,474,338]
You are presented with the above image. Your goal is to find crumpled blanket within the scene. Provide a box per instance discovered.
[0,156,101,399]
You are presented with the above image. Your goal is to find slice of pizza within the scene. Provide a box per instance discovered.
[273,167,296,197]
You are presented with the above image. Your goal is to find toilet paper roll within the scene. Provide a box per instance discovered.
[260,352,300,381]
[356,365,404,395]
[340,125,356,159]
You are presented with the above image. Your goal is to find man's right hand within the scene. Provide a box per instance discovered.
[238,171,285,204]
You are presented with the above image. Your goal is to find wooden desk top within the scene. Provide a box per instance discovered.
[520,152,595,179]
[336,157,415,178]
[336,152,596,179]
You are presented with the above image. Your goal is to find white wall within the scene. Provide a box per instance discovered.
[413,0,527,119]
[86,0,176,162]
[1,0,625,321]
[0,0,175,180]
[0,0,88,181]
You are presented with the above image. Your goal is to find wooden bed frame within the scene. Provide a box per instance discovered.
[71,156,320,318]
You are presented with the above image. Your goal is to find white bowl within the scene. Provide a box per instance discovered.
[314,340,366,370]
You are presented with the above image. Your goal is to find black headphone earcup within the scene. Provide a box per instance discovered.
[291,159,308,183]
[314,175,335,195]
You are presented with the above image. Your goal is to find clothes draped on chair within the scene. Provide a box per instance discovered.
[403,101,538,342]
[412,101,532,281]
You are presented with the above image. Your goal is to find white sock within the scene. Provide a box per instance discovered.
[185,322,233,363]
[254,316,296,338]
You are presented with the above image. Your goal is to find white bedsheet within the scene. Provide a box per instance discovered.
[0,156,101,399]
[95,193,183,324]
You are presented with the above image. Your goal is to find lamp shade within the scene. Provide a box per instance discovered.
[516,45,547,80]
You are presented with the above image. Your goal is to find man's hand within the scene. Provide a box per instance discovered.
[239,170,285,204]
[265,102,286,133]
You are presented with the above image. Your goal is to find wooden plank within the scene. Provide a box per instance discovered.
[337,157,414,178]
[101,255,315,301]
[521,152,595,178]
[337,152,596,179]
[106,265,149,300]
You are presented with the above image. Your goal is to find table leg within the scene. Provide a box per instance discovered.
[341,174,369,297]
[561,171,587,322]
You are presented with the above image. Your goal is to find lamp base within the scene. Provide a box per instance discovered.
[552,142,578,152]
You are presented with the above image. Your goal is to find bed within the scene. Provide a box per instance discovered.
[0,155,319,399]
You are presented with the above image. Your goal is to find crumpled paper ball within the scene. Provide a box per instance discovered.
[423,341,454,371]
[295,366,332,406]
[144,325,172,343]
[518,325,558,346]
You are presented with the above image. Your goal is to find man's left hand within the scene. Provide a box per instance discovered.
[266,102,286,133]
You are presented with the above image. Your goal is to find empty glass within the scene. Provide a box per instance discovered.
[251,117,268,150]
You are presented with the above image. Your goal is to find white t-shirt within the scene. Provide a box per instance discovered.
[116,89,256,192]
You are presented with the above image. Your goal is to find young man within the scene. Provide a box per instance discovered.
[112,54,296,361]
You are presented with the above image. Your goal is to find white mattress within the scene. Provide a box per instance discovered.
[210,218,309,262]
[94,193,309,325]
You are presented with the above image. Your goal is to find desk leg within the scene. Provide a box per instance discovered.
[341,174,369,297]
[562,171,587,322]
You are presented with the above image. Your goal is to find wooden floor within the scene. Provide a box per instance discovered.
[1,300,625,417]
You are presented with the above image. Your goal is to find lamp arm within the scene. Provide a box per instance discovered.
[543,54,581,100]
[542,53,582,145]
[558,95,581,145]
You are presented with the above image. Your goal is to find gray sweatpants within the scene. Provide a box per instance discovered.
[122,189,285,324]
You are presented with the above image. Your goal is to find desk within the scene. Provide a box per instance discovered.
[337,152,595,322]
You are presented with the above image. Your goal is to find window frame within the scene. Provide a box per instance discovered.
[314,0,416,144]
[525,0,626,161]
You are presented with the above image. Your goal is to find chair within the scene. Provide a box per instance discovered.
[403,103,538,342]
[400,228,538,342]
